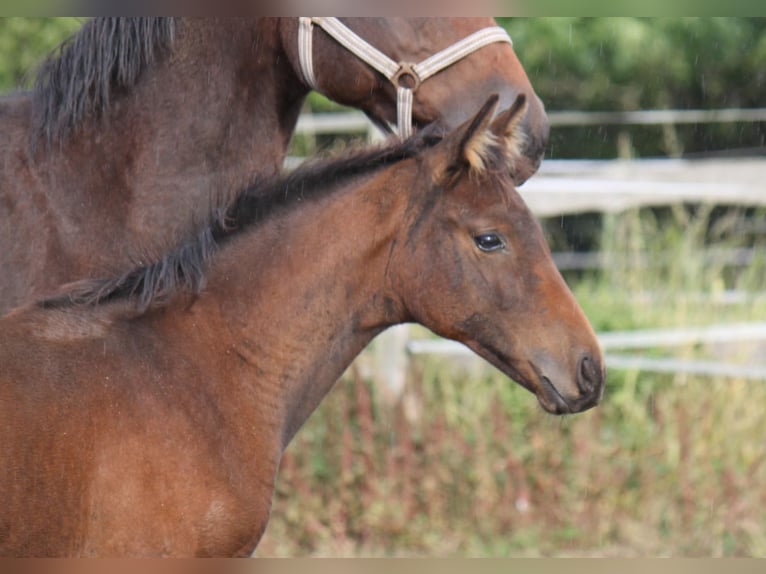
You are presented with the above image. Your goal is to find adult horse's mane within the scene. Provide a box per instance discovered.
[33,17,178,145]
[40,128,451,313]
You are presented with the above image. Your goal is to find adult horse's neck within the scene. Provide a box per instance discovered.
[179,161,414,449]
[37,18,308,273]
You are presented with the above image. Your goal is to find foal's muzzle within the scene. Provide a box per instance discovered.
[534,351,605,415]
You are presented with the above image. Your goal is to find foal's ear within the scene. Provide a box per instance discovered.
[489,94,529,169]
[427,94,500,181]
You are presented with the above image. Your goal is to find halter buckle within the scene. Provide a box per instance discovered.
[392,63,422,92]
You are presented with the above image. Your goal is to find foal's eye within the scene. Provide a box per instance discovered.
[474,233,506,253]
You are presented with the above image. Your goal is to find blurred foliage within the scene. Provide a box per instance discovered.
[0,17,81,90]
[497,17,766,158]
[499,18,766,111]
[258,345,766,556]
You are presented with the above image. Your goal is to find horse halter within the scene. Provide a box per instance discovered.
[298,17,513,139]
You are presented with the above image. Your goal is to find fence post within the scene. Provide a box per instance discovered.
[372,324,411,404]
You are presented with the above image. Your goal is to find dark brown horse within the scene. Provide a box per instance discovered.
[0,17,548,315]
[0,95,602,557]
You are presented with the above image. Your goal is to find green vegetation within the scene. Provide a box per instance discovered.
[500,17,766,159]
[0,18,81,90]
[501,18,766,113]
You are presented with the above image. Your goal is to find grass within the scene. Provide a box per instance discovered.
[255,205,766,557]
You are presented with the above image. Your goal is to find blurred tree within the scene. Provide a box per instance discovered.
[500,17,766,112]
[498,18,766,159]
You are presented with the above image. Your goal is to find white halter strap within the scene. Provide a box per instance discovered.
[298,17,512,139]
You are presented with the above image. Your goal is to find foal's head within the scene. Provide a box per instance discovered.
[392,95,604,414]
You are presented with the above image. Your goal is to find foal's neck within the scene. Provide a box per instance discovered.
[202,167,414,448]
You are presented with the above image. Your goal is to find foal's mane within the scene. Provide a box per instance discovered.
[40,129,444,313]
[33,17,178,145]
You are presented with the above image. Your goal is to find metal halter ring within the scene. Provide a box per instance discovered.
[392,63,422,92]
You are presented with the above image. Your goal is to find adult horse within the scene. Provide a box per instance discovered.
[0,17,549,314]
[0,96,602,557]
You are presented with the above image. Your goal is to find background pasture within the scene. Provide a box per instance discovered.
[2,18,765,556]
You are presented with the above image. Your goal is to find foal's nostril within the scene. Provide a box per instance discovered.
[577,353,601,395]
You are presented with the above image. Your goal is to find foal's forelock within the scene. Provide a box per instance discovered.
[32,17,178,146]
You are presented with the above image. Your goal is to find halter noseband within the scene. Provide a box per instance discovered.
[298,17,513,139]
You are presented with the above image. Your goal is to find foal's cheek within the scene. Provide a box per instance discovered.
[482,269,525,314]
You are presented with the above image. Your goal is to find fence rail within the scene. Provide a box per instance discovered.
[521,157,766,216]
[546,107,766,126]
[292,109,766,217]
[403,322,766,382]
[295,107,766,134]
[406,322,766,354]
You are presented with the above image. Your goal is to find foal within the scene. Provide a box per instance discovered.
[0,95,603,557]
